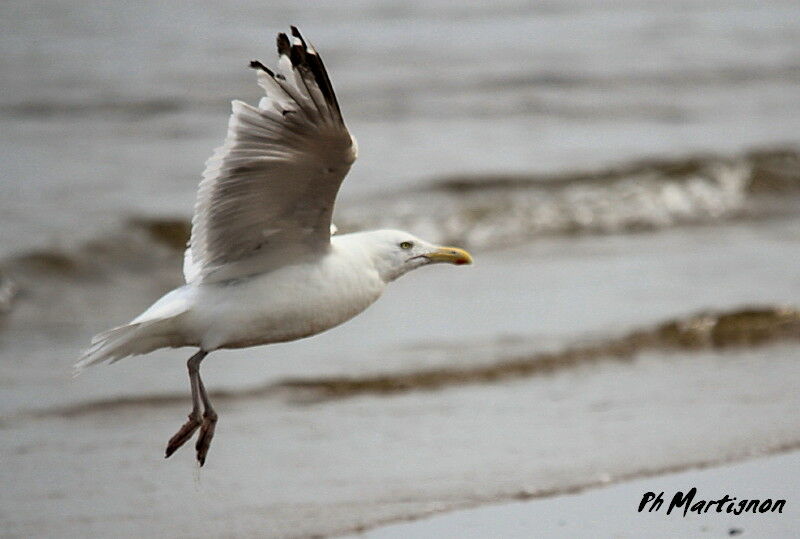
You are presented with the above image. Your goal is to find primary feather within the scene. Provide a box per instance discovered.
[188,27,357,283]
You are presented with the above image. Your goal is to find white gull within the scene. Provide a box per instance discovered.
[76,27,472,465]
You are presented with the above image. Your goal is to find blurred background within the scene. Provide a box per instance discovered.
[1,1,799,537]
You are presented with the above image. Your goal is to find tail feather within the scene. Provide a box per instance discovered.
[75,319,178,374]
[76,285,193,374]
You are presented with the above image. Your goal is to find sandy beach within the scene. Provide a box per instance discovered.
[355,451,800,538]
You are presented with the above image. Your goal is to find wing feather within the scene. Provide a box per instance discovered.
[186,28,356,283]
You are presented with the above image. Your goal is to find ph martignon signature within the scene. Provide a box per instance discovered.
[638,488,786,516]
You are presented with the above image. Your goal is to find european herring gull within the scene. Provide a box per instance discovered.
[76,27,473,465]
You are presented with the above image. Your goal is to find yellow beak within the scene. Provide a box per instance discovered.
[426,246,474,265]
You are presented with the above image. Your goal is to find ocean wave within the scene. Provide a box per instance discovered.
[0,218,187,280]
[276,305,800,400]
[20,305,800,419]
[337,147,800,247]
[1,148,797,287]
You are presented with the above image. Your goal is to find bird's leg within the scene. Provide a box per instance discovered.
[165,350,208,459]
[194,371,218,466]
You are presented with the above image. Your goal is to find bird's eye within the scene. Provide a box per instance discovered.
[400,241,413,250]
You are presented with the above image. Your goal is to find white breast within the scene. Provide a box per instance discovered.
[186,245,385,351]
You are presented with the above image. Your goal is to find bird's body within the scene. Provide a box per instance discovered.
[139,232,387,354]
[186,238,385,349]
[77,27,472,465]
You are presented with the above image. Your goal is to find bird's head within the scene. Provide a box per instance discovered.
[358,229,473,282]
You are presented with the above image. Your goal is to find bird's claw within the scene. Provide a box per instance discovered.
[165,412,202,459]
[195,410,218,467]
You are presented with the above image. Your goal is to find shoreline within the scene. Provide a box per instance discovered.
[351,450,800,538]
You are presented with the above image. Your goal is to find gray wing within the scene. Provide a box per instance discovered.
[186,27,357,283]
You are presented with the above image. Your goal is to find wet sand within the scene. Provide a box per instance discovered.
[355,451,800,538]
[3,336,799,537]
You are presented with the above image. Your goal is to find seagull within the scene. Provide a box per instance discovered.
[75,27,473,466]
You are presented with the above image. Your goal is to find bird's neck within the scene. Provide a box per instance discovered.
[372,258,406,283]
[332,233,406,283]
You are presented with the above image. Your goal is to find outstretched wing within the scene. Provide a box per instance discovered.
[186,27,357,283]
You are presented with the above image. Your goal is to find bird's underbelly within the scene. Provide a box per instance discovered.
[215,297,373,349]
[186,261,384,350]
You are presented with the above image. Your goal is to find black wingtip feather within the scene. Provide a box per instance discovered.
[276,33,291,57]
[290,44,306,67]
[272,27,344,122]
[290,26,307,47]
[304,50,341,117]
[249,60,274,77]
